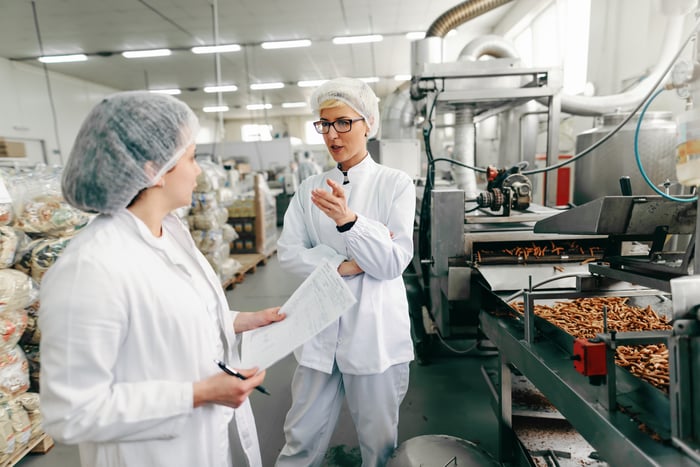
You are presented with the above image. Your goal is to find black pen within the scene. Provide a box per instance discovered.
[213,359,271,395]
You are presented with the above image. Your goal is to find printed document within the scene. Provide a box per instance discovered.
[240,260,357,370]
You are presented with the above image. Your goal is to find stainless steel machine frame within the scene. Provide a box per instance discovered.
[476,195,700,466]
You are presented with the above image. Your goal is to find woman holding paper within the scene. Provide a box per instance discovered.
[276,77,416,466]
[39,91,283,467]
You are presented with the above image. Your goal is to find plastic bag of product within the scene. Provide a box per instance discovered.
[0,403,15,462]
[192,229,223,254]
[30,236,72,284]
[13,238,41,276]
[216,187,236,207]
[15,393,41,439]
[195,157,227,193]
[191,192,219,212]
[0,309,28,353]
[20,345,39,393]
[0,347,29,401]
[0,227,28,269]
[6,399,30,447]
[0,171,15,228]
[221,223,237,243]
[0,205,12,228]
[217,257,240,283]
[10,167,92,236]
[190,211,221,230]
[19,303,39,347]
[215,206,228,225]
[0,270,36,313]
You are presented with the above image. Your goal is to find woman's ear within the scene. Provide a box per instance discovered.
[143,161,165,187]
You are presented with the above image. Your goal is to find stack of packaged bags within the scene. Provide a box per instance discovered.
[188,156,240,284]
[7,166,92,392]
[0,164,91,461]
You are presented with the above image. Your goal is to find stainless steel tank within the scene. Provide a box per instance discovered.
[574,112,677,204]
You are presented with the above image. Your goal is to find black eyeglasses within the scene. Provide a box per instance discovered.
[313,118,364,134]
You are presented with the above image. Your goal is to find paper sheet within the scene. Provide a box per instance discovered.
[240,259,357,370]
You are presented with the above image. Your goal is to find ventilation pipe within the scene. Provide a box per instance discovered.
[558,14,686,116]
[425,0,516,38]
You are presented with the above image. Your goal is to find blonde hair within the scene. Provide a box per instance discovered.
[318,99,345,111]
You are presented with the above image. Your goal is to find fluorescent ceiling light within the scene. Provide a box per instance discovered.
[38,54,87,63]
[261,39,311,49]
[332,34,383,45]
[122,49,171,58]
[358,77,379,83]
[282,102,307,108]
[297,79,327,88]
[149,88,181,95]
[250,82,284,90]
[191,44,241,54]
[203,105,229,113]
[247,104,273,110]
[394,74,411,81]
[204,84,238,93]
[405,32,426,40]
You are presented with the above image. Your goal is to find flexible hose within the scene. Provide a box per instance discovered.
[633,88,697,203]
[426,0,514,38]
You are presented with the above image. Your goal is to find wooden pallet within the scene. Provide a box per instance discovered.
[222,253,267,290]
[4,432,53,467]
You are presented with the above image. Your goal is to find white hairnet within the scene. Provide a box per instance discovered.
[310,77,380,138]
[62,91,199,214]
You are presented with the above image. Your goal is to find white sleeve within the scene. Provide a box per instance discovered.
[343,176,416,280]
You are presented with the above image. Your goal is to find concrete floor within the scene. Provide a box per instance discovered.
[19,254,501,466]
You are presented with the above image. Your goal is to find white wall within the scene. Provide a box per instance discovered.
[0,58,119,165]
[0,57,222,166]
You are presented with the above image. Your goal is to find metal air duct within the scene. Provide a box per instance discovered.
[426,0,515,38]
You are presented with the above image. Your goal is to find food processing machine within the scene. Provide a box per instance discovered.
[397,2,700,464]
[475,194,700,466]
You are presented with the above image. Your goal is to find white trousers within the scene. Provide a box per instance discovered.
[275,362,410,467]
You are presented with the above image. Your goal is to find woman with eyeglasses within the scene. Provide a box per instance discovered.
[276,77,416,466]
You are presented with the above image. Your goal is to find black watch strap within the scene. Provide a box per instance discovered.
[336,219,356,232]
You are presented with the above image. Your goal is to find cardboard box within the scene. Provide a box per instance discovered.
[0,139,26,158]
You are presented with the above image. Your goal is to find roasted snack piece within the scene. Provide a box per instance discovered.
[510,297,671,392]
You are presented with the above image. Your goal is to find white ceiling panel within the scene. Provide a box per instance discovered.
[0,0,515,119]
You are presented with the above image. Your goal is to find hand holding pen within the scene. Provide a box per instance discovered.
[214,359,271,395]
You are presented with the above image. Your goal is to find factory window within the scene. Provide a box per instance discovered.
[512,0,590,95]
[241,124,273,142]
[304,120,325,145]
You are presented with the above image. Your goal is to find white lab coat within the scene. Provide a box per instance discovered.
[39,210,261,467]
[277,155,416,374]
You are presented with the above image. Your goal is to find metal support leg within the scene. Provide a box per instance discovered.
[498,357,516,463]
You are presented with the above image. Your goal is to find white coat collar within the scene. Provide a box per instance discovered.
[334,153,376,185]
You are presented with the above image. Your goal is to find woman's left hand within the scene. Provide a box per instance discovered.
[234,306,285,333]
[312,179,356,226]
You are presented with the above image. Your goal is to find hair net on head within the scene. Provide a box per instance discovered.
[310,77,380,138]
[62,91,199,214]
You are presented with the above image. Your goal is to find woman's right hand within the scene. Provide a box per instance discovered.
[338,259,363,277]
[193,368,265,409]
